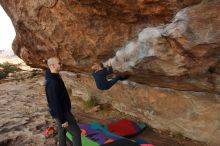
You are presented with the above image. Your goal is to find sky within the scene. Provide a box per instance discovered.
[0,5,15,52]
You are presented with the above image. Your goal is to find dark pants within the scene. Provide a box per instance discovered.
[55,112,82,146]
[100,76,121,90]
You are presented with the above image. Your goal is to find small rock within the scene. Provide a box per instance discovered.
[38,80,46,86]
[89,105,101,112]
[45,138,57,145]
[8,73,14,77]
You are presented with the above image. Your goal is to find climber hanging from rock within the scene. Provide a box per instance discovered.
[91,59,130,90]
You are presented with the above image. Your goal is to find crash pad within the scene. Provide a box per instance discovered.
[66,131,99,146]
[100,139,139,146]
[107,119,145,137]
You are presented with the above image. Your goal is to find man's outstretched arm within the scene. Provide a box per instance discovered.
[103,66,113,75]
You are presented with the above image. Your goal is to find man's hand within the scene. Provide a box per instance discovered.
[105,59,112,67]
[61,121,69,128]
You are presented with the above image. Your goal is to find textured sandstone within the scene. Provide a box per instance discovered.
[62,73,220,146]
[0,0,219,93]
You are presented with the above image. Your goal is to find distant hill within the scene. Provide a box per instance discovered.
[0,49,14,57]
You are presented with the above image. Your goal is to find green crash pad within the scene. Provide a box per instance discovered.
[66,131,99,146]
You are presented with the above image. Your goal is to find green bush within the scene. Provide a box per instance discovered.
[0,62,20,79]
[0,71,7,79]
[28,69,40,79]
[1,62,19,74]
[84,96,99,108]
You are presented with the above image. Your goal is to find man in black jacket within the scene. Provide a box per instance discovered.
[45,57,81,146]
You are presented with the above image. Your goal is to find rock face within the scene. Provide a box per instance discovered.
[62,73,220,146]
[1,0,220,145]
[0,0,219,93]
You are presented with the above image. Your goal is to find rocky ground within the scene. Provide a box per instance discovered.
[0,69,210,146]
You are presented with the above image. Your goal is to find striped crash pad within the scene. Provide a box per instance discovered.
[67,132,140,146]
[66,132,99,146]
[100,139,139,146]
[66,122,123,146]
[79,123,122,144]
[66,122,153,146]
[67,132,142,146]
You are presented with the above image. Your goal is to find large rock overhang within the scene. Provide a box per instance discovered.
[0,0,219,93]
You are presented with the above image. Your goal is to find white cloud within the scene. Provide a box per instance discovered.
[0,5,16,52]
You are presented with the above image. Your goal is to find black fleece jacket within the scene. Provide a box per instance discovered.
[45,69,71,124]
